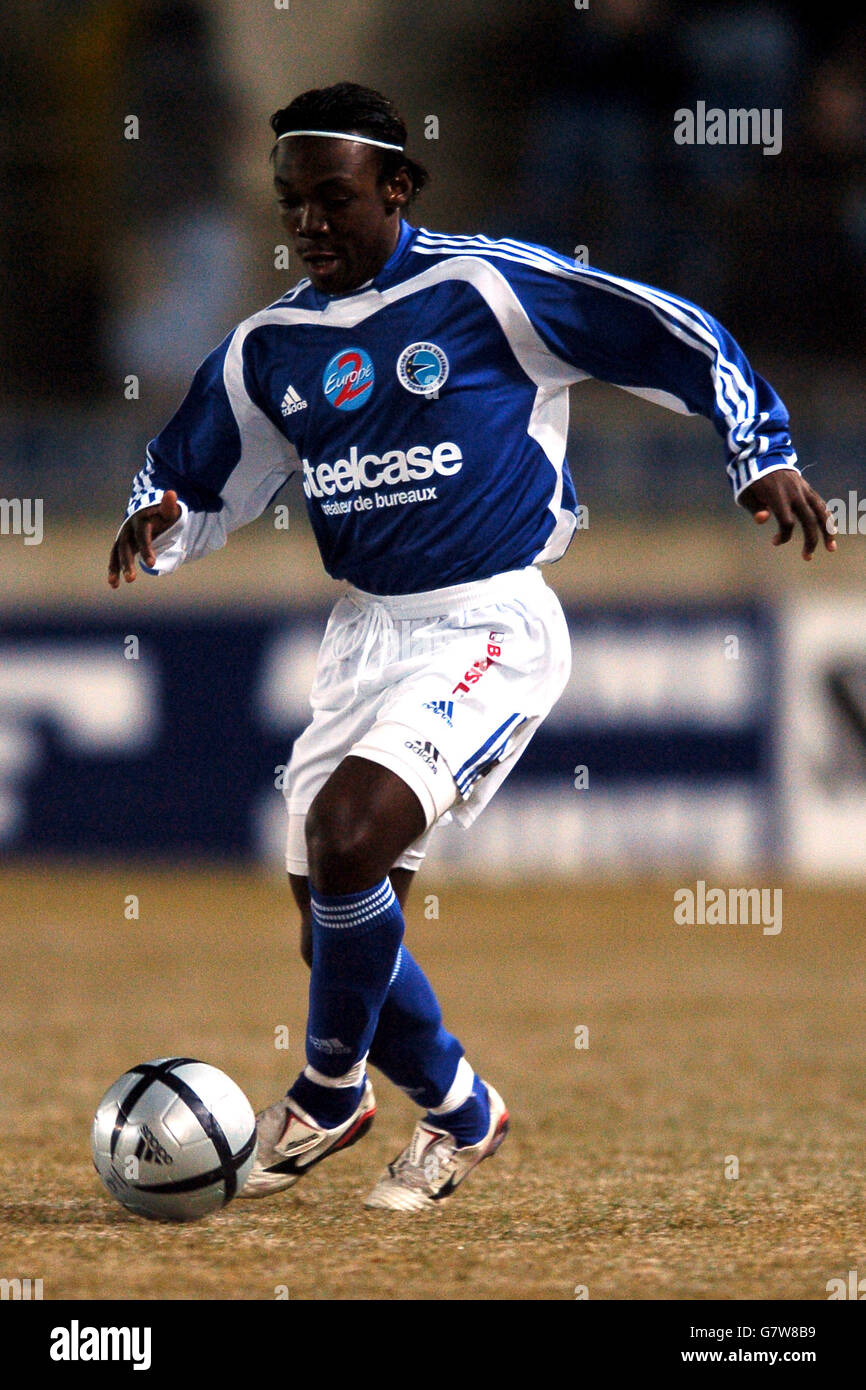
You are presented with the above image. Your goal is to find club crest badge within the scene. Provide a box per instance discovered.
[396,342,449,396]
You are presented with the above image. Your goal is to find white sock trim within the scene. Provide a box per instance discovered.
[427,1056,475,1115]
[388,945,404,987]
[304,1056,367,1089]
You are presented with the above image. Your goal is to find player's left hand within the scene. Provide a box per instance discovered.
[739,469,836,561]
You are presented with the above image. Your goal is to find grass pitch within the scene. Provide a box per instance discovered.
[1,863,864,1301]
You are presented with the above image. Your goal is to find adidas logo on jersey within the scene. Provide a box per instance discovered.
[280,384,308,417]
[423,699,454,727]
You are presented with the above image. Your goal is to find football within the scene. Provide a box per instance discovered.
[91,1057,257,1222]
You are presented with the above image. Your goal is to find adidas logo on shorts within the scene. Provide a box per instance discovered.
[422,699,454,727]
[404,738,441,773]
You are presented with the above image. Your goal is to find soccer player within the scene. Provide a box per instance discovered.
[108,82,835,1211]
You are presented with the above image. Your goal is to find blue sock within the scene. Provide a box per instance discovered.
[426,1070,491,1147]
[289,877,404,1127]
[368,947,465,1109]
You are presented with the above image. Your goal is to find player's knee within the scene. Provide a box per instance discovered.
[305,789,379,887]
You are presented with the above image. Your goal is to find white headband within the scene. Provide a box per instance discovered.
[275,129,405,153]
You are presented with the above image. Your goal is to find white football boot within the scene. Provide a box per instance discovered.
[364,1082,509,1211]
[238,1079,376,1198]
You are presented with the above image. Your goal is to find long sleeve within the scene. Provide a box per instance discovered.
[119,324,299,574]
[497,246,799,501]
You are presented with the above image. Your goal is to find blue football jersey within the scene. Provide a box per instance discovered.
[123,219,799,595]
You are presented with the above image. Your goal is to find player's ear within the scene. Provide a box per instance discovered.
[383,167,413,210]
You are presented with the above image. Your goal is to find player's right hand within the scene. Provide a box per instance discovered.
[108,490,182,588]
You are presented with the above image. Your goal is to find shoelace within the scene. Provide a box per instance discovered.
[393,1128,457,1188]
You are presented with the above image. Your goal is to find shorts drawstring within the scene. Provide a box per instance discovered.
[327,568,545,701]
[331,600,396,696]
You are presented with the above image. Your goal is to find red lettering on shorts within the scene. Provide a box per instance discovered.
[451,650,501,697]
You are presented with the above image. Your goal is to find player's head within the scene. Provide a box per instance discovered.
[270,83,429,295]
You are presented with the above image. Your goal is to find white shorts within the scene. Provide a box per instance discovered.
[283,565,571,876]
